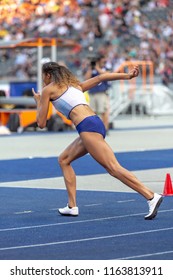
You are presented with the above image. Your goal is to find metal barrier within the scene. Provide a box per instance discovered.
[109,60,154,121]
[0,37,81,91]
[0,38,80,131]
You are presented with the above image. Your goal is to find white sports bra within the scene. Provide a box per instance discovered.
[50,86,88,120]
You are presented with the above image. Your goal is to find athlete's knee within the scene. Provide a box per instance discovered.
[58,152,69,167]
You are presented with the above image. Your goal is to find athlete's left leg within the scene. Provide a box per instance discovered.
[58,136,88,207]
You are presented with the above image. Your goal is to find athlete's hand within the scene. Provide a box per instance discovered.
[129,65,139,79]
[32,88,41,104]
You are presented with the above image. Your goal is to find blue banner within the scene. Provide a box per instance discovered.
[10,82,37,97]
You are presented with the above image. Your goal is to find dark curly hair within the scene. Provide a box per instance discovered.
[42,62,80,87]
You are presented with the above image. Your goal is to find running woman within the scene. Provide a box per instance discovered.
[32,62,163,220]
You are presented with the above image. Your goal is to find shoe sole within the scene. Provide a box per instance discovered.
[145,196,163,220]
[58,210,78,216]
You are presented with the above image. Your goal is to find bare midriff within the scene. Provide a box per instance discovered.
[69,104,96,126]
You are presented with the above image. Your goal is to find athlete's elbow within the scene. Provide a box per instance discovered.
[37,123,45,129]
[38,123,46,129]
[37,119,46,129]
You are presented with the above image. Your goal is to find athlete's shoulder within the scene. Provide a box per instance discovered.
[70,85,83,92]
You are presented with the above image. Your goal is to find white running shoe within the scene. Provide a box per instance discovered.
[58,204,79,216]
[145,193,163,220]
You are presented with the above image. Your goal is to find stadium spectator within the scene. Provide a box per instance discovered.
[0,0,173,83]
[83,55,111,132]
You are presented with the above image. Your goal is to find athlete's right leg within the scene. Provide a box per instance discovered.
[80,132,163,219]
[58,136,88,208]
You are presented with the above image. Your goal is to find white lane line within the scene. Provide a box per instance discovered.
[0,213,140,232]
[49,204,102,210]
[116,250,173,260]
[0,209,172,233]
[117,200,135,203]
[0,227,173,252]
[12,200,133,214]
[84,203,102,207]
[14,211,33,215]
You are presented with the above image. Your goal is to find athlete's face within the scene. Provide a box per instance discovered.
[42,73,51,86]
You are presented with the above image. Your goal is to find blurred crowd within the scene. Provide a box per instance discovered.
[0,0,173,86]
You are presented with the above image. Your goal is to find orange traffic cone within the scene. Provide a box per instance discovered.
[163,173,173,196]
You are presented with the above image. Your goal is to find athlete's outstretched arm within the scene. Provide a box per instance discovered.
[80,65,139,92]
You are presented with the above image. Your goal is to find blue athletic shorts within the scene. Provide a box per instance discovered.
[76,115,106,138]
